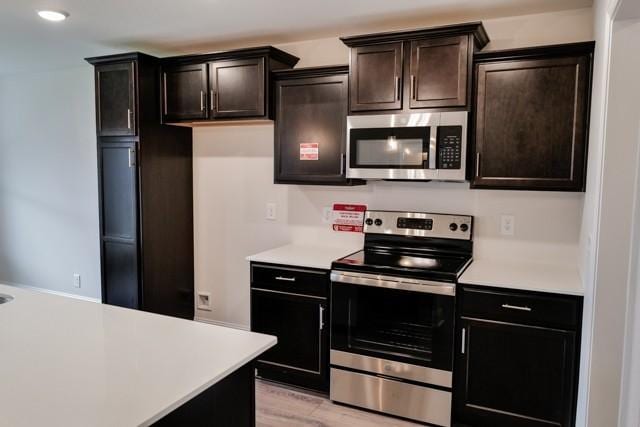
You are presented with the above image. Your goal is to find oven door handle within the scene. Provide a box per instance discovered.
[330,271,455,296]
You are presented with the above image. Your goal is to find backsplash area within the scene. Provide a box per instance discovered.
[193,123,583,327]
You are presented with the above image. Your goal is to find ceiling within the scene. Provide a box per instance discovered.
[0,0,592,75]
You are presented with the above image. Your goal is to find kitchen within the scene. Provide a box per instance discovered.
[0,0,639,426]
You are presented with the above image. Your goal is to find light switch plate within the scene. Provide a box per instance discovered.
[266,203,277,221]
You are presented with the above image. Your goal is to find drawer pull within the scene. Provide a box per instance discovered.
[275,276,296,282]
[501,303,532,312]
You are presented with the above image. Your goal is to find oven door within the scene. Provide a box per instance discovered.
[330,275,454,372]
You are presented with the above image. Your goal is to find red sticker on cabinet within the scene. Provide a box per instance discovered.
[300,143,319,160]
[332,203,367,233]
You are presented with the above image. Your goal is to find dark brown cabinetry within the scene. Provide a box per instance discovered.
[471,42,594,191]
[250,263,330,393]
[349,43,403,112]
[454,285,582,427]
[160,47,298,124]
[162,63,208,122]
[341,22,489,114]
[95,62,136,136]
[273,66,364,185]
[87,53,194,319]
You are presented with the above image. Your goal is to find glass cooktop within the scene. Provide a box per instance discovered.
[332,249,471,281]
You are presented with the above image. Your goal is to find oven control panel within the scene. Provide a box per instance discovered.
[364,210,473,240]
[436,126,463,169]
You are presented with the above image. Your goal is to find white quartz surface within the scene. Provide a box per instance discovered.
[459,258,584,296]
[247,244,360,270]
[0,284,276,427]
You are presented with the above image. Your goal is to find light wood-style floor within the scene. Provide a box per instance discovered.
[256,380,422,427]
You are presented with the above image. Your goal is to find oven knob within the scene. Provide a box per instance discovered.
[460,223,469,232]
[374,219,383,226]
[449,223,458,231]
[365,218,374,226]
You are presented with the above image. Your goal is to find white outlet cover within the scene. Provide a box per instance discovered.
[322,207,333,224]
[197,292,212,311]
[500,215,515,236]
[73,273,81,288]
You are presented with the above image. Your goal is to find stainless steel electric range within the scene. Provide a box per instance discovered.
[329,210,473,427]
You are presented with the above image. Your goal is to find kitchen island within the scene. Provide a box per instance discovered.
[0,284,275,427]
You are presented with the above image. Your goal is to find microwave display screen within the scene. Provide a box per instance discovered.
[397,217,433,230]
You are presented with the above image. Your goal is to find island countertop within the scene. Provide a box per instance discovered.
[0,284,276,427]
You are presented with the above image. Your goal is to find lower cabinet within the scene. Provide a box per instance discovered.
[250,263,329,393]
[453,285,582,427]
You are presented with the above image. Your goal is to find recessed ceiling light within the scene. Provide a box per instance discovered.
[37,10,69,22]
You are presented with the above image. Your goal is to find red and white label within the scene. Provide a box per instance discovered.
[332,203,367,233]
[300,143,319,161]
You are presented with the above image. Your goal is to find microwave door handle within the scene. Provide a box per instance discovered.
[429,126,437,169]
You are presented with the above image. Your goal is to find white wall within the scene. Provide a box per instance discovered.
[0,66,101,300]
[194,8,594,329]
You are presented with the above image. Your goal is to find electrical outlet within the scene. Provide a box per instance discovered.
[73,273,81,288]
[500,215,515,236]
[322,206,333,224]
[266,203,277,220]
[197,292,212,311]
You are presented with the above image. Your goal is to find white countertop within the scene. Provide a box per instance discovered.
[459,258,584,296]
[0,284,276,427]
[247,244,360,270]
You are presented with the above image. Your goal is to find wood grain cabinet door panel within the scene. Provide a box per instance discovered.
[275,73,349,184]
[409,36,469,109]
[162,63,208,122]
[349,42,403,112]
[473,55,591,190]
[95,62,135,136]
[209,58,266,118]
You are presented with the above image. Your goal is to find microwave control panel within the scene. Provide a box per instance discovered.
[437,126,463,169]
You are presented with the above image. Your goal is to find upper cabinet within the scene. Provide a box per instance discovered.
[273,66,364,186]
[341,22,489,114]
[95,61,136,136]
[472,42,594,191]
[160,47,299,124]
[349,43,403,112]
[162,63,208,122]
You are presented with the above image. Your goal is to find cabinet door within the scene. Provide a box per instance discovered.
[98,142,139,309]
[251,289,327,381]
[162,63,208,122]
[454,318,577,427]
[349,42,403,112]
[275,73,351,184]
[95,62,135,136]
[409,36,468,109]
[473,55,590,190]
[209,58,265,118]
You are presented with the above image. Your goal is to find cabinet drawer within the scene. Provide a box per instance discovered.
[250,263,328,298]
[460,286,581,329]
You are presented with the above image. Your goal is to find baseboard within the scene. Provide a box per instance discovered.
[3,281,101,303]
[195,317,250,331]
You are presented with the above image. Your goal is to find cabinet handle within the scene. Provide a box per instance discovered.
[319,306,325,330]
[210,90,215,111]
[163,74,168,116]
[501,304,532,312]
[461,327,466,354]
[395,76,401,101]
[127,109,132,129]
[128,148,136,168]
[475,153,481,177]
[200,91,205,111]
[275,276,296,282]
[411,75,416,100]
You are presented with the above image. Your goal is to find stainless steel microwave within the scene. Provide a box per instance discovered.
[346,112,468,181]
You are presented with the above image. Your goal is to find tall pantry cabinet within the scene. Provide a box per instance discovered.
[86,52,194,319]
